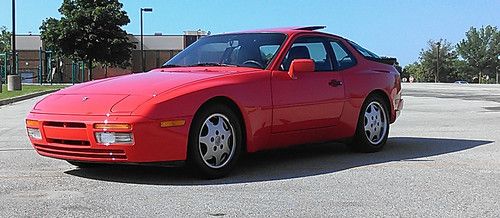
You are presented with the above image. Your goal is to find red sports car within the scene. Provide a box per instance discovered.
[26,26,403,178]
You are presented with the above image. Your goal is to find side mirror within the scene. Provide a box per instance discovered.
[288,59,314,79]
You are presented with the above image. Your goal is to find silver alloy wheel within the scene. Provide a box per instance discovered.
[198,113,236,169]
[363,101,387,145]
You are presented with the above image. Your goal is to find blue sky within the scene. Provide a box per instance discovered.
[1,0,499,66]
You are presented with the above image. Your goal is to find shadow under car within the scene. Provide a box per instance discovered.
[64,137,492,185]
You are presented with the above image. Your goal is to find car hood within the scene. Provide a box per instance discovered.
[33,68,254,115]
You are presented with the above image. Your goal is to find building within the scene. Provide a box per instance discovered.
[1,30,206,83]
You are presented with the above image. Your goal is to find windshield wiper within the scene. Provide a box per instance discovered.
[161,64,183,68]
[189,63,237,67]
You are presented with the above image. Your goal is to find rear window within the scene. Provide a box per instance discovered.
[348,40,380,59]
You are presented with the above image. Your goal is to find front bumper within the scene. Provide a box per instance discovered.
[26,113,191,163]
[395,98,404,119]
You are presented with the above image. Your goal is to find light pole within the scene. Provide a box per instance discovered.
[12,0,16,76]
[8,0,21,91]
[435,41,441,83]
[140,7,153,73]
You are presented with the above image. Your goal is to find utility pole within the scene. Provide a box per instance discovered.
[435,41,441,83]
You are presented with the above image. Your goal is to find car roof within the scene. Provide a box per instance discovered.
[225,26,344,38]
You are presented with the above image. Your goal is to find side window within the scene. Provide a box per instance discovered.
[281,37,333,72]
[330,41,356,70]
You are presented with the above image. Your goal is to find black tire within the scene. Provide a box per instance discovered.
[350,95,390,152]
[188,104,243,179]
[67,161,102,168]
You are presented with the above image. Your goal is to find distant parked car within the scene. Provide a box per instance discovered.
[454,81,469,84]
[26,26,403,178]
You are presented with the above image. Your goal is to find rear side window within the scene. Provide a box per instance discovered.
[329,41,356,70]
[281,37,333,72]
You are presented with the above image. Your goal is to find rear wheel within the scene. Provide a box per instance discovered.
[188,104,242,178]
[350,95,390,152]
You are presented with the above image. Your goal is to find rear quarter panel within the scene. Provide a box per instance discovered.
[340,62,400,138]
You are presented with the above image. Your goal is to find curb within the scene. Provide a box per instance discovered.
[0,89,59,106]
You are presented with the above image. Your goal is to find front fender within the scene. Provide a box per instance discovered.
[133,71,273,152]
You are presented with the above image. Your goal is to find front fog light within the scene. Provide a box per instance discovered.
[27,128,42,140]
[95,132,133,145]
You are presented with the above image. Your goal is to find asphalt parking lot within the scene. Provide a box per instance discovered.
[1,83,499,217]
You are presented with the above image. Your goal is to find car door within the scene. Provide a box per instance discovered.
[271,36,345,133]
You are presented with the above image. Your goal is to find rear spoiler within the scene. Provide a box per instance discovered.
[367,56,401,73]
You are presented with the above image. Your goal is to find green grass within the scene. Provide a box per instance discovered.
[0,84,69,100]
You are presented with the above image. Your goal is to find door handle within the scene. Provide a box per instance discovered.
[328,79,343,87]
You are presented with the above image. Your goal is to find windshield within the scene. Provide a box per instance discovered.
[164,33,286,69]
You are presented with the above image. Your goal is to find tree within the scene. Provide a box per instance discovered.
[457,25,500,83]
[403,62,427,82]
[448,59,475,82]
[419,39,458,83]
[0,26,11,53]
[40,0,134,80]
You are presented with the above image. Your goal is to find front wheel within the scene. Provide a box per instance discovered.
[350,95,390,152]
[188,104,243,178]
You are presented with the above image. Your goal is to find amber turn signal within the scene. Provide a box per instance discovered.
[93,123,131,130]
[26,119,40,128]
[160,120,186,128]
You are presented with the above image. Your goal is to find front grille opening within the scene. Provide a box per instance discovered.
[47,138,90,146]
[44,122,86,128]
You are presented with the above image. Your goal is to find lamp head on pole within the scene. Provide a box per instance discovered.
[141,8,153,12]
